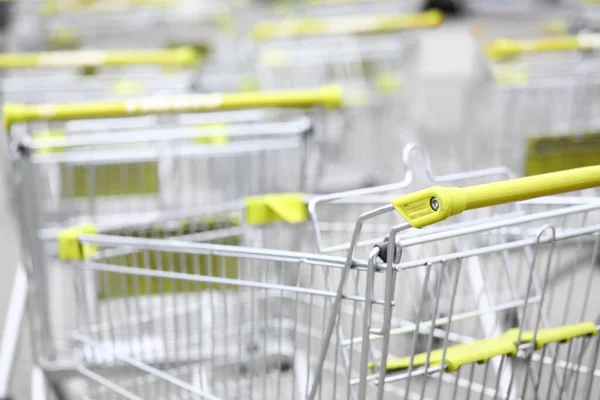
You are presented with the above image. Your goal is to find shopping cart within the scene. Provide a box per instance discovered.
[36,165,600,399]
[465,33,600,177]
[0,47,202,103]
[0,85,341,399]
[31,0,228,50]
[247,10,443,184]
[336,165,600,400]
[249,10,442,90]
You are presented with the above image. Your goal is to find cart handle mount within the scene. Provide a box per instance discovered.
[392,166,600,228]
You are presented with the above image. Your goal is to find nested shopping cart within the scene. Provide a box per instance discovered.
[29,0,229,50]
[0,85,342,399]
[249,10,442,91]
[31,150,600,398]
[246,10,444,184]
[313,164,600,400]
[461,33,600,177]
[0,47,202,103]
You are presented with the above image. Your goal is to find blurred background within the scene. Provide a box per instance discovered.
[1,0,600,399]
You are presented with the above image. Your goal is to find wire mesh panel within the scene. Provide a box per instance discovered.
[365,206,600,399]
[67,232,371,399]
[29,113,312,230]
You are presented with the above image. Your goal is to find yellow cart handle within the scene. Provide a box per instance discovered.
[485,34,600,61]
[0,47,199,69]
[42,0,176,15]
[4,85,342,129]
[392,166,600,228]
[251,10,443,41]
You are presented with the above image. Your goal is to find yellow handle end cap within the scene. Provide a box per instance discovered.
[486,39,521,61]
[392,186,466,228]
[173,46,200,66]
[4,103,27,131]
[423,9,445,27]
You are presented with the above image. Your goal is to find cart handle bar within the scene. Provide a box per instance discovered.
[41,0,176,15]
[392,166,600,228]
[3,85,342,129]
[486,34,600,61]
[251,10,443,41]
[0,47,199,69]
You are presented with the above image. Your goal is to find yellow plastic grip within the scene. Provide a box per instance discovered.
[194,124,230,145]
[58,224,97,261]
[0,47,199,69]
[245,193,308,226]
[375,322,597,373]
[251,10,444,41]
[503,322,598,350]
[373,337,517,373]
[392,166,600,228]
[486,36,581,61]
[3,85,342,129]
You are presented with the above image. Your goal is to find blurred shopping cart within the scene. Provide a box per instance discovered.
[247,10,444,183]
[4,86,340,227]
[0,47,202,103]
[461,33,600,178]
[0,86,342,399]
[249,10,442,91]
[28,0,229,50]
[31,165,600,399]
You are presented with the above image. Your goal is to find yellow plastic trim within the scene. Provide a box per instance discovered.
[112,80,144,96]
[3,85,343,128]
[0,47,199,69]
[58,224,97,261]
[245,193,308,226]
[258,49,290,68]
[194,123,230,145]
[213,11,237,34]
[486,36,580,61]
[504,322,598,350]
[239,75,261,91]
[374,72,403,94]
[251,10,444,41]
[34,130,66,154]
[542,19,569,35]
[41,0,176,15]
[493,67,529,85]
[344,90,370,108]
[392,166,600,228]
[374,338,517,373]
[47,26,81,51]
[525,133,600,176]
